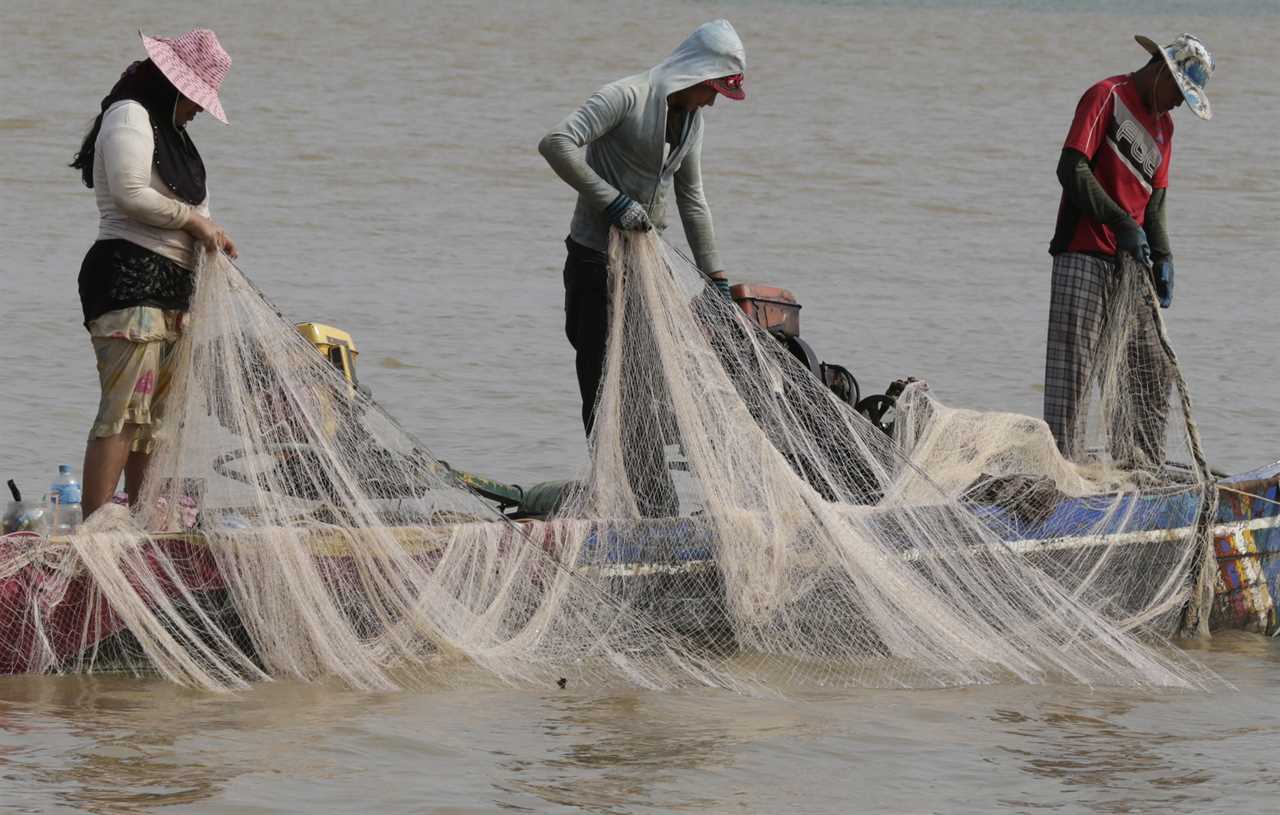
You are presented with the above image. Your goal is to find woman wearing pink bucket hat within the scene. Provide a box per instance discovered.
[69,28,238,519]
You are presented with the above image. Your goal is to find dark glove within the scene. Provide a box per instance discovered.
[1115,221,1152,267]
[1152,257,1174,308]
[710,275,732,301]
[605,194,651,231]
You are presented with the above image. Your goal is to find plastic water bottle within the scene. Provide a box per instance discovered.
[50,464,83,536]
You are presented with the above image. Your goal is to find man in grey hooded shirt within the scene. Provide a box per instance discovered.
[539,19,746,445]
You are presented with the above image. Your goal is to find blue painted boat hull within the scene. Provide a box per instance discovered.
[577,461,1280,637]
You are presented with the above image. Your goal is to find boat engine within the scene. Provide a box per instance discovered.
[729,283,917,436]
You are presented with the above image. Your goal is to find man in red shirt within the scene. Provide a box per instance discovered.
[1043,33,1214,467]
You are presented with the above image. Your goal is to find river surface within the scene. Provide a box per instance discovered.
[2,0,1278,812]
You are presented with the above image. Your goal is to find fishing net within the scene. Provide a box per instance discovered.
[0,237,1217,691]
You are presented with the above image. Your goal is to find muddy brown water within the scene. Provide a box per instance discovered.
[2,1,1277,811]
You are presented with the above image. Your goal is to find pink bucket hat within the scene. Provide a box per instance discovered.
[140,29,231,124]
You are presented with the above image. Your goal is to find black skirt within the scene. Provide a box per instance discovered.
[78,239,194,325]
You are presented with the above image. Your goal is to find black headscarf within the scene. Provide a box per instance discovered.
[71,58,207,205]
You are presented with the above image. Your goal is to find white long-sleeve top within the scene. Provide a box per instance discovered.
[94,100,210,271]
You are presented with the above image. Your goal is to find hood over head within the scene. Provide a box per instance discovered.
[649,19,746,98]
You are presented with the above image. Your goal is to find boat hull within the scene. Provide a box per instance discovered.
[1,463,1277,676]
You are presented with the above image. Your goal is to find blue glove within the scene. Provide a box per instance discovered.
[1116,222,1152,267]
[605,194,651,231]
[1153,257,1174,308]
[711,276,732,301]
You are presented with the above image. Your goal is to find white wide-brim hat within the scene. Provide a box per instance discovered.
[1135,33,1214,121]
[141,28,231,124]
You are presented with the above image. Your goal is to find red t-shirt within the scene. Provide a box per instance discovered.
[1050,74,1174,256]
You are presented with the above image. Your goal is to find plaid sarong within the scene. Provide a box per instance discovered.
[1043,252,1171,466]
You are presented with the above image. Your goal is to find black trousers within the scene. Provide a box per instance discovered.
[563,238,611,434]
[562,237,677,516]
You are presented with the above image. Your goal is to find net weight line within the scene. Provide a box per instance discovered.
[1118,252,1220,637]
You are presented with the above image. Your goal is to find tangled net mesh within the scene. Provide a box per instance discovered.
[0,235,1217,692]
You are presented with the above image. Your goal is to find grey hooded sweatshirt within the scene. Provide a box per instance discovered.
[538,19,745,275]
